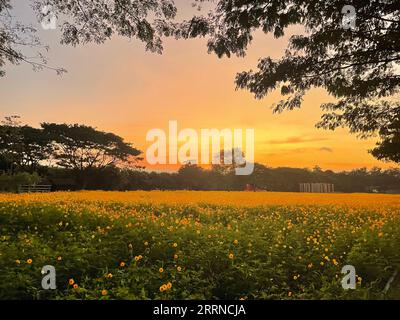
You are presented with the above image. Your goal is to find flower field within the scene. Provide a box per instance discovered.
[0,191,399,300]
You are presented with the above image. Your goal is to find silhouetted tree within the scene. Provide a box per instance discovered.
[178,163,205,190]
[0,116,52,172]
[370,108,400,163]
[177,0,400,163]
[0,0,177,76]
[42,123,141,188]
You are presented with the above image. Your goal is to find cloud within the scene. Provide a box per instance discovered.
[265,136,329,145]
[319,147,333,152]
[261,146,333,157]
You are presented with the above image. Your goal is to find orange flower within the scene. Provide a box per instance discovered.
[228,253,234,260]
[159,267,164,273]
[101,289,108,296]
[69,279,75,285]
[73,284,79,289]
[27,259,32,264]
[120,261,126,267]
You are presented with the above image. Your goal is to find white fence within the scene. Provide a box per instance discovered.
[299,183,334,193]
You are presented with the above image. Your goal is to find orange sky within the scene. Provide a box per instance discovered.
[0,1,397,172]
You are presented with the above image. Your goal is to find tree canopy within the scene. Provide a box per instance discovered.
[0,117,141,188]
[177,0,400,162]
[42,122,141,169]
[0,116,52,172]
[41,123,141,187]
[0,0,177,75]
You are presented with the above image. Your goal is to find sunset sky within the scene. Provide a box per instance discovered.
[0,1,396,172]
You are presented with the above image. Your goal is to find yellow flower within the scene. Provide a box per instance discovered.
[106,273,113,279]
[27,259,32,264]
[69,279,75,285]
[228,253,234,260]
[159,284,167,292]
[15,259,20,264]
[166,282,172,289]
[57,256,62,261]
[288,291,292,297]
[159,267,164,273]
[233,239,239,245]
[134,254,143,262]
[120,261,126,267]
[144,241,149,246]
[332,259,338,266]
[177,266,182,272]
[174,254,178,259]
[101,289,108,296]
[173,243,178,248]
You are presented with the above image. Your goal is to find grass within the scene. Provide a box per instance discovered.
[0,191,399,300]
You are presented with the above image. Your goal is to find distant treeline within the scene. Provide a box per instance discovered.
[1,117,400,193]
[29,164,400,193]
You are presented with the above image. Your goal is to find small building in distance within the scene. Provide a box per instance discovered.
[299,183,334,193]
